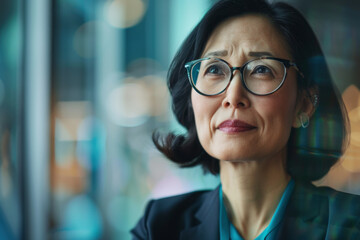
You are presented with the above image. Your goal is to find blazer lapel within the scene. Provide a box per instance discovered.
[179,182,360,240]
[179,183,328,240]
[278,182,329,240]
[180,186,220,240]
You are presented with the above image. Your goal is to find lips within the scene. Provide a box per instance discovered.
[217,119,256,133]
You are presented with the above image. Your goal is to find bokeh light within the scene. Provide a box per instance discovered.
[105,72,168,127]
[341,85,360,172]
[59,195,103,239]
[104,0,147,29]
[106,80,151,127]
[53,101,92,194]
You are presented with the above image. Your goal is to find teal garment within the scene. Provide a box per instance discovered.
[219,179,295,240]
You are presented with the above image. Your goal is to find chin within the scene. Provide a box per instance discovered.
[210,151,256,162]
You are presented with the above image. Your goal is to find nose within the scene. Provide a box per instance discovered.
[221,70,250,108]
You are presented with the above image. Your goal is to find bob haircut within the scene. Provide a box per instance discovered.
[153,0,349,182]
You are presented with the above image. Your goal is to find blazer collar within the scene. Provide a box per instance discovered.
[180,186,220,240]
[180,182,360,240]
[179,183,324,240]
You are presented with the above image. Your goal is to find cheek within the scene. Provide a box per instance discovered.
[191,91,207,129]
[261,100,296,123]
[191,91,217,141]
[269,76,298,122]
[258,91,298,133]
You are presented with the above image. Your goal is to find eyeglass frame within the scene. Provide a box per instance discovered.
[185,56,304,96]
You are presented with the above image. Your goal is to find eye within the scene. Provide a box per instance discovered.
[205,64,225,75]
[252,65,272,74]
[249,65,276,80]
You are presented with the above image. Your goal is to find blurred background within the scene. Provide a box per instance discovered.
[0,0,359,239]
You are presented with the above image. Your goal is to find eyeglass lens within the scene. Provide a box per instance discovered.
[191,58,286,95]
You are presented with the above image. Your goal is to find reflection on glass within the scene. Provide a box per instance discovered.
[47,0,360,239]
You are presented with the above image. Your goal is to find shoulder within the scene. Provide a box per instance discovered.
[310,184,360,207]
[316,185,360,237]
[314,184,360,216]
[280,182,360,239]
[295,181,359,198]
[299,182,360,227]
[299,182,360,209]
[131,188,217,240]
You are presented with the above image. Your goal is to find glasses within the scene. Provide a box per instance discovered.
[185,57,304,96]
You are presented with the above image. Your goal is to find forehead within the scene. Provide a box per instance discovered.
[202,14,292,60]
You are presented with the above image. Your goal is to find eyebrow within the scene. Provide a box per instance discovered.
[203,50,274,58]
[248,51,274,57]
[203,50,228,58]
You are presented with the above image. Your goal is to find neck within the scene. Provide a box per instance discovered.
[219,150,290,240]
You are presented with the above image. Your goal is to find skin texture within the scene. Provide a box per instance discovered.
[191,15,314,239]
[193,15,299,163]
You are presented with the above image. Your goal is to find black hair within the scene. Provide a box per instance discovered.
[153,0,349,182]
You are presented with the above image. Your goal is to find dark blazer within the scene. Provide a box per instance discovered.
[131,182,360,239]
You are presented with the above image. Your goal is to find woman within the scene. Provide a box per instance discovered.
[132,0,360,239]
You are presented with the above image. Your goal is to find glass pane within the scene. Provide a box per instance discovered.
[50,0,218,239]
[49,0,360,239]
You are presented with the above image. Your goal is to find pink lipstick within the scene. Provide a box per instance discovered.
[218,120,256,133]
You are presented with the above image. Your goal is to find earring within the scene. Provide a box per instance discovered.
[299,113,309,128]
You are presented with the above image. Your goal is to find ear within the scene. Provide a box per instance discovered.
[292,87,318,128]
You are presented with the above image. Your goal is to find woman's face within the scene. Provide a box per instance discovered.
[191,15,302,163]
